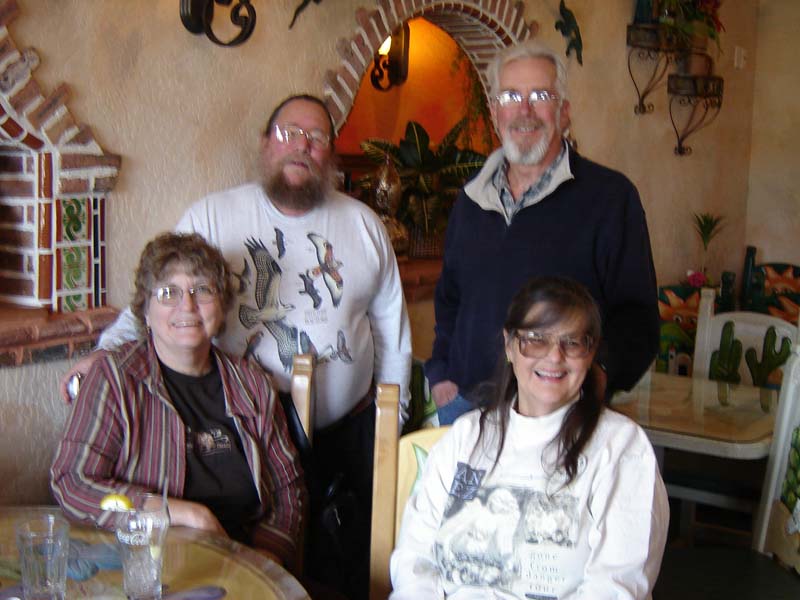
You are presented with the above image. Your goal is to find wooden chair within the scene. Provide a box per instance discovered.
[654,342,800,598]
[290,353,314,444]
[288,354,314,576]
[369,383,449,600]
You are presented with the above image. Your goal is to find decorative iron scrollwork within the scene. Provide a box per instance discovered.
[180,0,256,47]
[668,75,724,156]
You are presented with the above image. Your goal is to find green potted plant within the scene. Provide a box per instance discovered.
[658,0,725,50]
[359,119,485,258]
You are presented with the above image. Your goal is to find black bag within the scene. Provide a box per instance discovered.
[320,473,362,559]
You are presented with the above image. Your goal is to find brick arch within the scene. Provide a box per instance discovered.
[323,0,540,130]
[0,0,119,316]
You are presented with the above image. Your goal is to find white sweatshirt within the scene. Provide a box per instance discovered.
[390,404,669,599]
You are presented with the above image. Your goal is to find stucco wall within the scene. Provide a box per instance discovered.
[0,359,69,504]
[0,0,770,501]
[746,0,799,265]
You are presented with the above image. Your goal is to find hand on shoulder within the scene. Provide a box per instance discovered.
[59,350,108,403]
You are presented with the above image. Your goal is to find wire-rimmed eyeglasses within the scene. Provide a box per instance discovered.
[514,330,594,359]
[273,124,330,149]
[495,89,560,108]
[152,284,218,306]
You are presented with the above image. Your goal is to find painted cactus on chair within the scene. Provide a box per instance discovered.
[746,326,792,389]
[709,321,742,384]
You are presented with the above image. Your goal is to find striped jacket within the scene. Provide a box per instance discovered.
[51,339,306,567]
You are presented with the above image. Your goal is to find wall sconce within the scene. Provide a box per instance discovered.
[370,22,410,92]
[180,0,256,47]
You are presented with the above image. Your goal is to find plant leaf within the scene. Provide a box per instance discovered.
[437,118,467,156]
[399,122,430,167]
[360,139,401,165]
[692,212,724,250]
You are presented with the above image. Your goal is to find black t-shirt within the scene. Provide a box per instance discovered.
[160,358,261,544]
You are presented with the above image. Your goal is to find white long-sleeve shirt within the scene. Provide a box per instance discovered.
[390,404,668,599]
[99,183,412,428]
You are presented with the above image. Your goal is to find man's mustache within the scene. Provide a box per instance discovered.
[278,152,323,179]
[509,117,545,130]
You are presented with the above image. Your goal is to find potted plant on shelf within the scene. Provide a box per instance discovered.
[658,0,724,54]
[359,119,485,258]
[654,0,724,78]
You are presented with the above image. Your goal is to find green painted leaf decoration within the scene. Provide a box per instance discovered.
[410,442,430,497]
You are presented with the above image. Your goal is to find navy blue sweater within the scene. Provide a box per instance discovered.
[425,150,659,396]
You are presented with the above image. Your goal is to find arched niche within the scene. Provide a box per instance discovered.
[323,0,540,130]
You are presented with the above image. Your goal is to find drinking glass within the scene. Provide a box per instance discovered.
[115,493,170,600]
[15,513,69,600]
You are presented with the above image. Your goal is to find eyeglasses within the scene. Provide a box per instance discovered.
[494,89,560,108]
[152,284,218,306]
[515,330,594,359]
[273,124,330,149]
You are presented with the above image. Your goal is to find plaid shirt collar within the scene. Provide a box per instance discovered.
[493,141,570,222]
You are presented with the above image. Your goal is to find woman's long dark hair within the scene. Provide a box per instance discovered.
[475,276,603,486]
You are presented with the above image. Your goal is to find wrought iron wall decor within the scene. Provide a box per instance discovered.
[180,0,256,47]
[289,0,324,29]
[370,22,410,92]
[668,73,723,156]
[627,24,679,114]
[626,23,724,156]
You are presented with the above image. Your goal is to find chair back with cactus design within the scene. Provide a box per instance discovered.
[654,328,800,598]
[752,334,800,573]
[694,287,797,389]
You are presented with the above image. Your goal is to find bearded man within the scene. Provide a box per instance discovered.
[426,41,659,424]
[62,95,411,600]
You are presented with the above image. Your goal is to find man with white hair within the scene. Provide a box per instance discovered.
[426,41,659,424]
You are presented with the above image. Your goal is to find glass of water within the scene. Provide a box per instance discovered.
[15,513,69,600]
[115,493,169,600]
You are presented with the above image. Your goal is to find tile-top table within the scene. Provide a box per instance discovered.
[0,506,310,600]
[611,371,778,459]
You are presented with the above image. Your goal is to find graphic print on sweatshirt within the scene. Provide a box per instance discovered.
[434,463,579,599]
[236,233,352,373]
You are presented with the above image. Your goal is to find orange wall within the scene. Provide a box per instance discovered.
[336,18,495,155]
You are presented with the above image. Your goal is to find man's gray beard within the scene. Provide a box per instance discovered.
[501,109,563,166]
[262,166,329,213]
[502,133,552,166]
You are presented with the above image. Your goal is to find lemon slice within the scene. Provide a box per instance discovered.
[100,493,133,511]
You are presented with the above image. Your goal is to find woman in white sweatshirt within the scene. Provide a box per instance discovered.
[390,276,668,599]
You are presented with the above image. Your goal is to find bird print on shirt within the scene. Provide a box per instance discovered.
[264,318,352,371]
[307,232,344,307]
[298,269,323,309]
[238,238,295,329]
[233,258,251,294]
[235,234,352,373]
[274,227,286,258]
